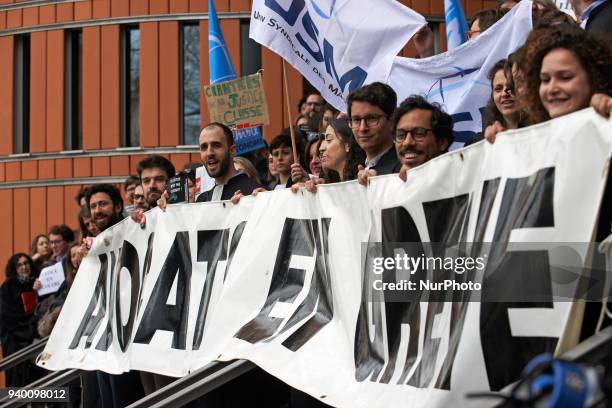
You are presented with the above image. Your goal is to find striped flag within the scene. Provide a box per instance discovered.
[444,0,468,50]
[208,0,265,155]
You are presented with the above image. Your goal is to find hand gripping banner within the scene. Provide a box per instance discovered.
[40,109,612,407]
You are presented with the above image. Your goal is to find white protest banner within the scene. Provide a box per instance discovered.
[40,109,612,406]
[389,1,533,148]
[249,0,425,112]
[37,262,65,296]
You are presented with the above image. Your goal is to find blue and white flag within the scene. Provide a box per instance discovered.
[209,0,237,83]
[249,0,426,112]
[389,1,532,148]
[444,0,468,50]
[208,0,265,154]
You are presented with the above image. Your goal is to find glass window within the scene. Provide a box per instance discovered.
[122,27,140,147]
[13,34,30,154]
[64,29,82,150]
[181,24,200,146]
[240,20,261,76]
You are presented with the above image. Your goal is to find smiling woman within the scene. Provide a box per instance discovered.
[522,25,612,124]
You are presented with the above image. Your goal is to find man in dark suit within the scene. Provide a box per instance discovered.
[347,82,400,177]
[573,0,612,36]
[196,122,262,202]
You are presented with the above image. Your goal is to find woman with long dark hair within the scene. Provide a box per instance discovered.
[319,118,366,183]
[0,253,41,386]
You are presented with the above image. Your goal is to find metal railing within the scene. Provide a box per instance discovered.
[0,337,48,373]
[127,360,256,408]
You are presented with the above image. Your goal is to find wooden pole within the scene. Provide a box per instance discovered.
[282,59,299,166]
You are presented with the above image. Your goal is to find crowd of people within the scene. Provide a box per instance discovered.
[0,0,611,406]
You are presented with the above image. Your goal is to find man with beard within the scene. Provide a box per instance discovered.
[392,95,453,179]
[82,184,144,407]
[138,155,175,208]
[85,184,124,231]
[358,95,453,185]
[196,122,261,202]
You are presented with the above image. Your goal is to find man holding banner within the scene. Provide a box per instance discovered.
[195,123,263,202]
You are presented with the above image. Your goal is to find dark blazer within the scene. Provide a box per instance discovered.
[196,173,263,202]
[371,146,401,175]
[586,1,612,37]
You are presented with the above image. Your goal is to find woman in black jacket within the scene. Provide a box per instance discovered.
[0,253,42,386]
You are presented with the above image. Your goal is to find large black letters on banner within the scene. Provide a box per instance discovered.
[235,217,333,351]
[434,178,501,389]
[69,253,109,349]
[115,241,141,352]
[408,193,471,388]
[355,207,424,383]
[192,229,229,350]
[95,251,116,351]
[133,232,191,350]
[224,221,247,281]
[481,167,556,391]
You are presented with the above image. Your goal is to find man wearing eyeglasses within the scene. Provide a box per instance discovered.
[48,224,75,264]
[357,95,453,185]
[347,82,400,176]
[392,95,454,181]
[304,91,325,118]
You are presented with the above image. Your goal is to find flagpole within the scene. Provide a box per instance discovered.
[282,60,299,166]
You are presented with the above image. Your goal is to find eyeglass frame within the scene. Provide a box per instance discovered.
[349,114,387,129]
[393,127,434,143]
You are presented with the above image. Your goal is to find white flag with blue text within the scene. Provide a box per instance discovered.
[389,1,532,147]
[249,0,426,112]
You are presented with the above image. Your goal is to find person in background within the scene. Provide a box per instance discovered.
[266,153,279,189]
[297,97,307,115]
[74,186,89,207]
[319,118,366,183]
[468,8,506,40]
[571,0,612,35]
[498,0,520,9]
[304,136,323,178]
[303,91,325,118]
[123,175,140,216]
[78,204,101,239]
[48,224,75,265]
[269,133,305,189]
[466,59,520,145]
[133,184,148,211]
[137,155,176,209]
[0,253,42,386]
[320,104,339,132]
[234,156,262,184]
[182,162,200,203]
[295,113,310,131]
[37,242,83,338]
[30,234,51,272]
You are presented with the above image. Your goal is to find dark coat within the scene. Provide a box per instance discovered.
[196,173,263,202]
[370,146,401,175]
[586,1,612,37]
[0,277,39,386]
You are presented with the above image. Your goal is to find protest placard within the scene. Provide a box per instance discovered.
[38,262,65,296]
[204,73,270,128]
